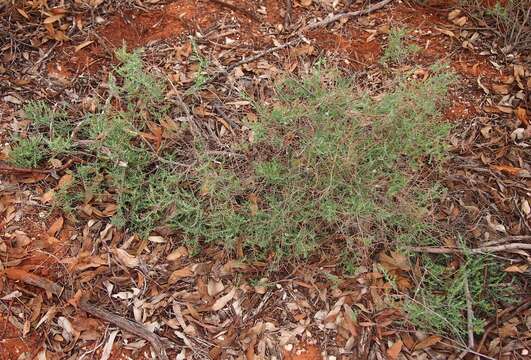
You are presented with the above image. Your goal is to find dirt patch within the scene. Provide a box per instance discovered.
[309,28,382,66]
[68,0,212,72]
[284,343,322,360]
[0,316,40,360]
[66,0,270,73]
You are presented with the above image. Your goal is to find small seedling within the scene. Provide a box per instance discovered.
[380,27,420,65]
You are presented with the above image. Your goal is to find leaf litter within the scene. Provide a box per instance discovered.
[1,0,530,359]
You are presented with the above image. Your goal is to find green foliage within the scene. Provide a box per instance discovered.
[380,27,420,65]
[406,251,517,342]
[192,63,454,262]
[10,49,455,264]
[9,100,73,168]
[9,135,46,168]
[185,40,210,94]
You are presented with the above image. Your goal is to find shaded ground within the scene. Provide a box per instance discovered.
[1,0,529,359]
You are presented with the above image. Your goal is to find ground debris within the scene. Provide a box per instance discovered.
[1,0,529,359]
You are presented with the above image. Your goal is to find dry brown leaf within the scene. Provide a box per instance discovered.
[491,83,511,95]
[514,107,528,126]
[300,0,312,7]
[448,9,461,21]
[453,16,468,26]
[74,40,94,53]
[504,264,528,273]
[57,173,73,189]
[43,14,64,24]
[387,340,403,360]
[414,335,441,350]
[498,323,517,338]
[168,265,194,284]
[207,279,225,297]
[211,287,236,311]
[166,246,188,261]
[112,248,139,268]
[47,216,64,236]
[16,8,30,20]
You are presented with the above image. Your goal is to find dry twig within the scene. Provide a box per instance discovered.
[0,159,74,175]
[409,243,531,255]
[284,0,292,29]
[476,298,531,355]
[458,274,477,360]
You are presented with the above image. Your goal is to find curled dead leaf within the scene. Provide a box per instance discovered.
[74,40,94,53]
[166,246,188,261]
[387,340,403,360]
[168,265,194,284]
[112,248,139,268]
[211,287,236,311]
[491,83,511,95]
[448,9,461,21]
[207,279,225,297]
[414,335,441,350]
[453,16,468,27]
[514,107,528,126]
[43,14,64,24]
[47,216,64,236]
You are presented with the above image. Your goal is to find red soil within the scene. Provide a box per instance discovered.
[284,343,323,360]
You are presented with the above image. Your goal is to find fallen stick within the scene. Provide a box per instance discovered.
[409,243,531,254]
[284,0,292,29]
[79,299,170,360]
[458,275,477,360]
[302,0,393,31]
[0,159,74,175]
[201,0,394,86]
[209,0,260,22]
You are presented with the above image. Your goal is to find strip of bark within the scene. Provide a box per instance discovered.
[79,299,170,360]
[4,268,64,297]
